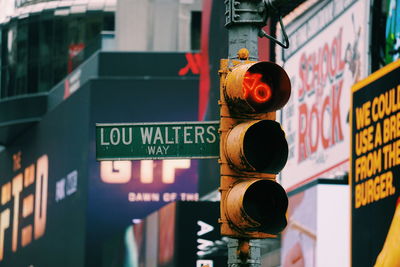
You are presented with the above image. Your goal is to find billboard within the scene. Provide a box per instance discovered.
[0,51,201,266]
[281,179,349,267]
[102,201,225,267]
[276,0,370,190]
[0,87,89,266]
[85,55,201,266]
[385,0,400,65]
[351,59,400,267]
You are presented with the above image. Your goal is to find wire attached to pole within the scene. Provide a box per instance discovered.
[259,1,290,49]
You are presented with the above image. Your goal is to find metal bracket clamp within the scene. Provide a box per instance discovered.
[224,0,290,49]
[224,0,267,27]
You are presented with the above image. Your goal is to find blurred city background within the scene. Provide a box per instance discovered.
[0,0,399,266]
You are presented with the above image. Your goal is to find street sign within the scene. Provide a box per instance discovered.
[96,121,219,160]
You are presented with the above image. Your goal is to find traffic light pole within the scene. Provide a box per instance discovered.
[225,0,263,263]
[225,0,264,60]
[223,1,288,266]
[227,239,262,266]
[225,0,263,265]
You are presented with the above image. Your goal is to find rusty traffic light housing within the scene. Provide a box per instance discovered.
[219,55,291,238]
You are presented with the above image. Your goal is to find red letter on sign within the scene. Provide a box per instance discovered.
[298,103,308,162]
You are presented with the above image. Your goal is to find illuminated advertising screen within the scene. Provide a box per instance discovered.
[85,54,200,266]
[0,87,89,266]
[276,0,370,191]
[102,201,225,267]
[0,51,201,266]
[350,59,400,267]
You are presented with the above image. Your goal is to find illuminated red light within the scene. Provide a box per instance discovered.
[243,72,272,104]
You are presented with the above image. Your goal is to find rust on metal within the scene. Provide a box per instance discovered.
[219,57,288,239]
[238,239,250,262]
[237,48,250,60]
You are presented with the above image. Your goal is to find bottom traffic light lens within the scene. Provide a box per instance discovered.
[243,179,288,234]
[224,179,288,235]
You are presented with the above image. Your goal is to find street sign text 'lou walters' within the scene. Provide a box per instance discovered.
[96,121,219,160]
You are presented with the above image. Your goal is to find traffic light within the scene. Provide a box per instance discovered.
[219,52,291,238]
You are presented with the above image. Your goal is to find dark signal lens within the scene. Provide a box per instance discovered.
[243,72,272,104]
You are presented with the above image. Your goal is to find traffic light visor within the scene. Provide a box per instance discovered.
[225,61,291,113]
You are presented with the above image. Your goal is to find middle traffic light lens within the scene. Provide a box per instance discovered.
[243,120,288,173]
[224,120,289,173]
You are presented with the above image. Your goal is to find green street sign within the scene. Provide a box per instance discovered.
[96,121,220,160]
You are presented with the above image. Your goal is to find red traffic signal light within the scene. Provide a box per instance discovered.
[224,61,291,113]
[219,57,291,238]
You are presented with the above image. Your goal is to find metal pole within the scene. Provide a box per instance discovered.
[228,238,262,267]
[225,1,267,266]
[224,0,289,266]
[225,0,265,60]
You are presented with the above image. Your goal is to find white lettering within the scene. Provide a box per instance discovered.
[165,128,174,144]
[66,170,78,196]
[153,127,164,144]
[140,127,153,144]
[55,179,66,202]
[180,192,199,201]
[197,238,213,251]
[197,221,214,236]
[206,126,217,143]
[128,192,160,202]
[110,128,120,145]
[122,128,133,145]
[195,126,205,143]
[147,146,157,155]
[147,145,170,155]
[172,126,181,143]
[100,128,110,145]
[162,146,169,154]
[184,126,193,144]
[163,192,177,202]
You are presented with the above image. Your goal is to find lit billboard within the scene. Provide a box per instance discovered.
[276,0,370,190]
[85,53,200,266]
[0,86,89,266]
[102,201,226,267]
[0,51,201,266]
